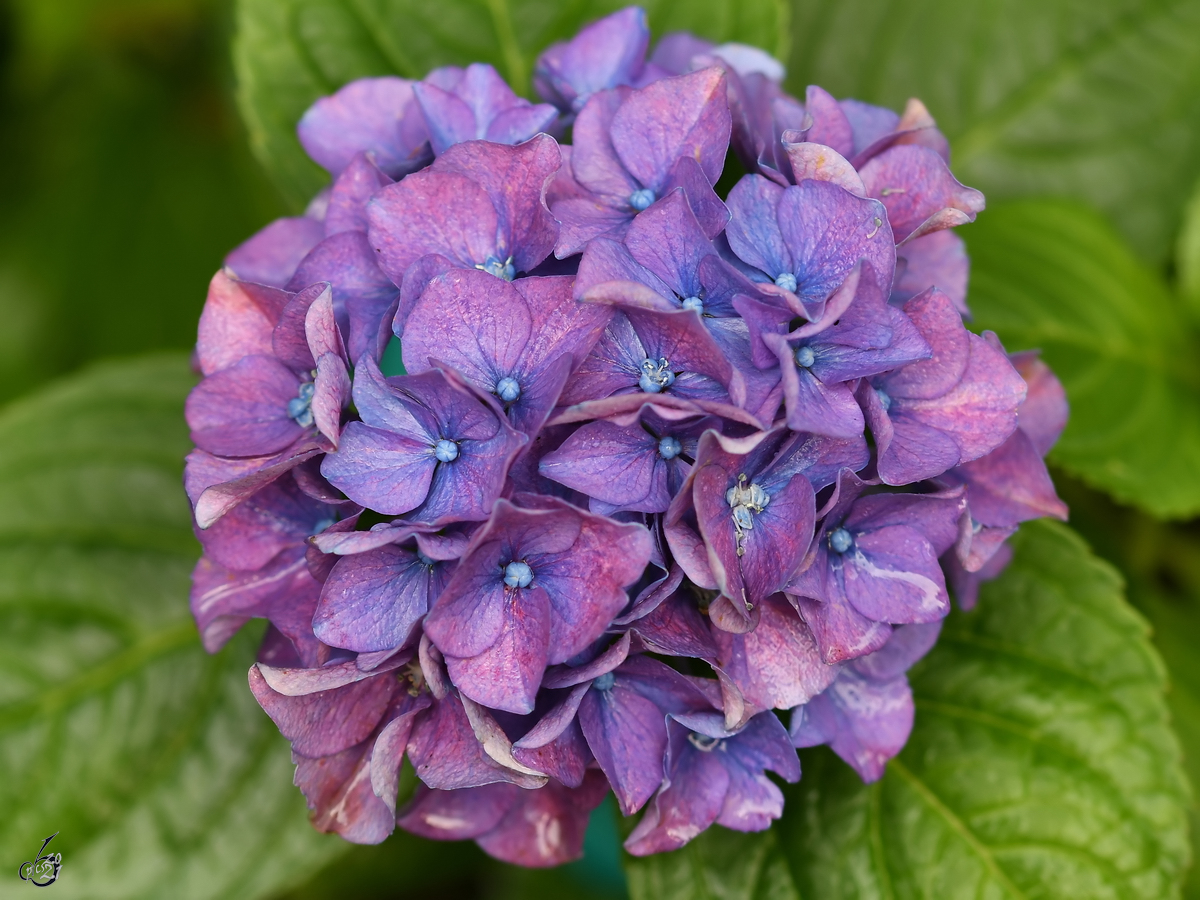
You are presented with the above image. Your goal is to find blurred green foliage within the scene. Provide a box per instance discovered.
[0,0,284,401]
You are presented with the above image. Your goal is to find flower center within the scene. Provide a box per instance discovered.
[287,381,316,427]
[726,473,770,557]
[503,560,534,589]
[681,295,704,313]
[774,272,798,293]
[658,436,682,460]
[478,255,516,281]
[593,672,615,692]
[401,659,426,697]
[434,439,459,463]
[638,357,676,393]
[496,376,521,403]
[874,388,892,412]
[688,732,722,752]
[417,551,436,566]
[629,188,656,211]
[310,516,336,535]
[794,345,816,369]
[829,527,853,554]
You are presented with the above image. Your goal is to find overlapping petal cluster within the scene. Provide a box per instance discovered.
[186,7,1068,867]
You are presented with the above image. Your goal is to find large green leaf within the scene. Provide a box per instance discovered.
[964,198,1200,519]
[0,355,345,900]
[788,0,1200,262]
[625,520,1190,899]
[234,0,790,207]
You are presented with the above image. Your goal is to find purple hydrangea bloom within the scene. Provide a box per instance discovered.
[538,407,713,515]
[400,269,611,435]
[550,68,732,256]
[423,497,653,713]
[413,64,558,156]
[756,262,931,438]
[859,288,1027,485]
[558,304,742,409]
[321,357,526,521]
[369,135,562,290]
[625,704,800,855]
[187,12,1071,863]
[724,173,896,319]
[787,470,964,663]
[667,427,867,627]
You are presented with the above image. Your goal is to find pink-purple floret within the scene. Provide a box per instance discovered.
[185,7,1069,867]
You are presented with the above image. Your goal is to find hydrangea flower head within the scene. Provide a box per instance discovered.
[185,6,1068,866]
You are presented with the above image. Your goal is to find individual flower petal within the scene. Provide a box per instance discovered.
[712,593,838,711]
[475,771,611,867]
[398,782,519,840]
[610,67,731,191]
[323,152,395,237]
[314,541,455,653]
[535,7,650,113]
[789,667,914,782]
[782,140,866,195]
[1011,350,1069,455]
[858,144,985,243]
[224,216,325,288]
[802,85,854,158]
[298,76,431,177]
[196,270,289,376]
[866,289,1026,485]
[414,64,558,156]
[248,664,397,759]
[892,229,970,315]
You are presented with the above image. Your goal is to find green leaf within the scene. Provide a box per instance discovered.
[233,0,790,208]
[625,826,798,900]
[625,520,1190,899]
[778,519,1189,899]
[963,198,1200,519]
[1176,175,1200,323]
[787,0,1200,262]
[0,354,346,900]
